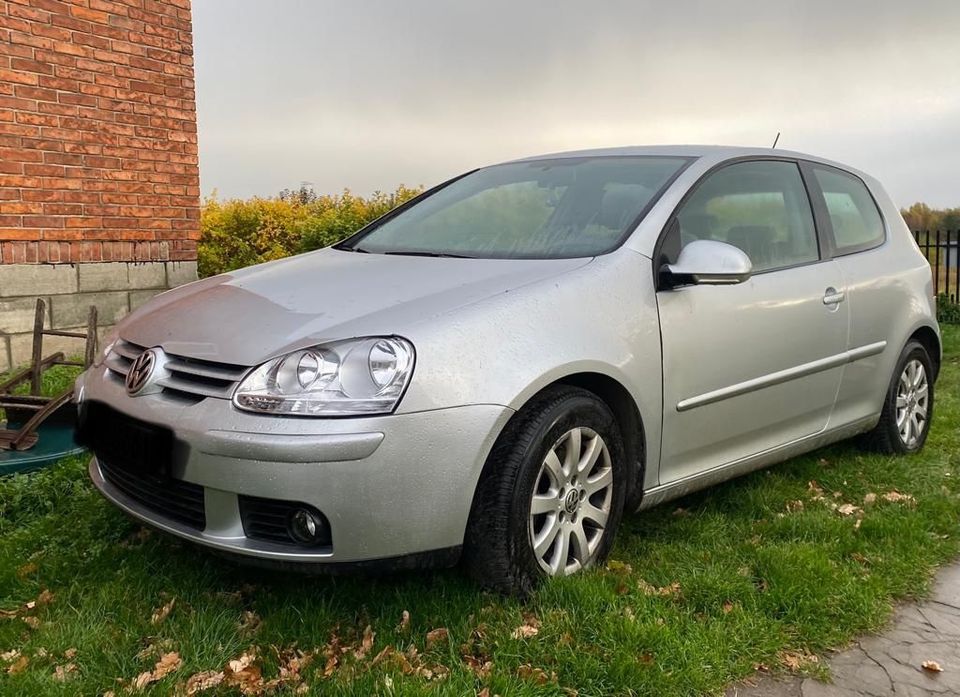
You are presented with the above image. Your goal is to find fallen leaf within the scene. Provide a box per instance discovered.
[354,625,376,660]
[638,652,655,665]
[883,491,916,504]
[518,663,556,684]
[16,562,37,578]
[837,503,861,517]
[22,616,39,629]
[786,500,804,513]
[223,651,262,694]
[185,670,224,694]
[53,663,76,682]
[606,560,633,574]
[133,652,182,690]
[151,597,176,625]
[722,601,735,614]
[64,648,77,659]
[807,480,828,501]
[511,613,540,640]
[922,660,943,673]
[638,580,681,597]
[6,655,28,675]
[863,492,877,505]
[426,627,449,648]
[397,610,410,632]
[1,649,20,662]
[779,650,819,673]
[35,589,54,606]
[237,610,261,635]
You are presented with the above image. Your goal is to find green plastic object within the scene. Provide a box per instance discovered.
[0,418,86,476]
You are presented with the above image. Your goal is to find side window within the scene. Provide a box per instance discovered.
[669,160,819,273]
[811,166,885,254]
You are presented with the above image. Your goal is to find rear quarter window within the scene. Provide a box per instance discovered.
[812,166,885,255]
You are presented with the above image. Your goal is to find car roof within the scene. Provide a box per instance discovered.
[505,144,864,177]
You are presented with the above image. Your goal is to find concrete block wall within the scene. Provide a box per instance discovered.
[0,259,196,371]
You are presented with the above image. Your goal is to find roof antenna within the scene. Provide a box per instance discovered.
[771,132,781,149]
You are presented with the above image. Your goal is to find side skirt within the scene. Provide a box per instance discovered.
[635,414,879,511]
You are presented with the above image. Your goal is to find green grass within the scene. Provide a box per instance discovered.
[1,329,958,696]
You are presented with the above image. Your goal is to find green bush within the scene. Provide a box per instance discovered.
[938,293,960,324]
[198,185,422,277]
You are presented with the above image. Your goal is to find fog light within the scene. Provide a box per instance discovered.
[287,508,327,546]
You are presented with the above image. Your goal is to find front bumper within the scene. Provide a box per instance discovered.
[79,365,513,564]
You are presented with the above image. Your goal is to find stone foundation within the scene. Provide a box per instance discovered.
[0,261,197,372]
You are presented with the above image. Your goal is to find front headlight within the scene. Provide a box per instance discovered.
[232,337,415,416]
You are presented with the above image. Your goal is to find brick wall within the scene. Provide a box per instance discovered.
[0,0,199,371]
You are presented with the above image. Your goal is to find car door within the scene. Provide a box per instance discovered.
[655,159,848,484]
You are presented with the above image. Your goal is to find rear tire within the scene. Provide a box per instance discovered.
[861,340,934,454]
[463,386,626,595]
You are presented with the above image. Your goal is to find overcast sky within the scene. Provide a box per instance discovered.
[192,0,960,208]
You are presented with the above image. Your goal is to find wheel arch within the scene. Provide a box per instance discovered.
[909,324,941,380]
[475,369,648,513]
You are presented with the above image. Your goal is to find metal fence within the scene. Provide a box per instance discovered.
[913,231,960,303]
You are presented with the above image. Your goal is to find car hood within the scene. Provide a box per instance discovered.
[121,248,591,365]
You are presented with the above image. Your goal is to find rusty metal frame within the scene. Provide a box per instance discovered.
[0,298,98,451]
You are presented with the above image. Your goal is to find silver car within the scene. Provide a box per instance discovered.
[75,146,939,593]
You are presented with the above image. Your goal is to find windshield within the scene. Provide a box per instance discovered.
[338,156,690,259]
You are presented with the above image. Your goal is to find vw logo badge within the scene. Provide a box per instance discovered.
[125,348,159,396]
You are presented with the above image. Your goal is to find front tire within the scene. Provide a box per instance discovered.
[862,340,934,454]
[463,386,626,595]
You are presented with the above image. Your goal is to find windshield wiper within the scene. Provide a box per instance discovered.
[333,243,370,253]
[381,250,475,259]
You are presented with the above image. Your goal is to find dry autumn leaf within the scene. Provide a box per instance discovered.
[6,655,28,675]
[151,597,176,625]
[884,491,916,504]
[638,580,681,597]
[786,500,804,513]
[397,609,411,632]
[36,589,54,606]
[224,652,262,694]
[185,669,224,694]
[864,492,878,505]
[16,562,37,578]
[722,601,735,614]
[518,663,556,685]
[354,625,376,660]
[64,648,77,659]
[837,503,861,517]
[53,663,76,682]
[511,613,541,640]
[425,627,449,648]
[922,660,943,673]
[133,651,182,690]
[1,649,20,662]
[22,616,40,629]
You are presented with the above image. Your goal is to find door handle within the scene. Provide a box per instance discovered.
[823,287,845,305]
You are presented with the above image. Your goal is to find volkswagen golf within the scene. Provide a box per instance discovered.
[75,146,940,594]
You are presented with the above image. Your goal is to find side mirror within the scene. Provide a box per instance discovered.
[663,240,752,287]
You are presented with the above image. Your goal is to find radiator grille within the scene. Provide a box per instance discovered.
[104,339,248,400]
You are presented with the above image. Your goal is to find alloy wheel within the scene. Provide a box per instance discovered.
[528,426,614,576]
[896,358,929,448]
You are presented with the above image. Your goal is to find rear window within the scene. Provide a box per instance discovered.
[812,166,885,255]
